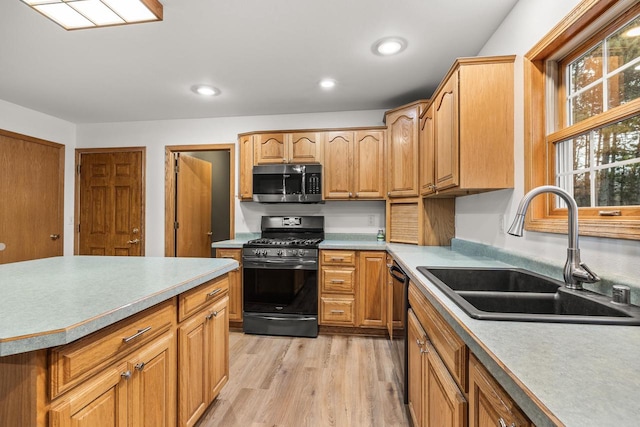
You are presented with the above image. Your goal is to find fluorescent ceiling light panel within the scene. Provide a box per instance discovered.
[21,0,163,30]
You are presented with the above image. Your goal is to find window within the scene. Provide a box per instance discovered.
[524,0,640,240]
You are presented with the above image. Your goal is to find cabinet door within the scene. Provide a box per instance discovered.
[49,362,129,427]
[353,130,385,199]
[207,295,229,400]
[386,106,420,197]
[469,354,532,427]
[434,71,459,191]
[323,131,353,199]
[290,132,323,163]
[178,309,209,427]
[424,340,467,427]
[215,248,242,321]
[254,133,287,164]
[420,105,436,195]
[238,135,253,200]
[407,309,427,427]
[129,332,176,427]
[358,251,387,328]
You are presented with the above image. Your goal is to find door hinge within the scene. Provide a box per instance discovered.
[76,164,81,174]
[174,153,179,173]
[174,221,179,229]
[77,223,80,233]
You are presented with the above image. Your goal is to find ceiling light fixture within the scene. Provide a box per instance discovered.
[20,0,163,30]
[372,37,407,56]
[319,79,336,89]
[625,26,640,37]
[192,85,220,96]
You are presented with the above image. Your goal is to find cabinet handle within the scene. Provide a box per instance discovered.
[416,338,425,346]
[497,419,515,427]
[121,370,132,380]
[330,257,344,261]
[122,326,152,343]
[331,279,345,284]
[207,288,222,298]
[330,310,345,314]
[420,347,429,354]
[135,362,146,372]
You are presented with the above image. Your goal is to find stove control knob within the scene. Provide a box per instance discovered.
[277,249,284,257]
[261,250,268,257]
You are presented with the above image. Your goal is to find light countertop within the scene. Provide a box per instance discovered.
[213,237,640,427]
[0,256,238,357]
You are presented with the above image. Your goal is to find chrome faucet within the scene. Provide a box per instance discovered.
[507,185,599,290]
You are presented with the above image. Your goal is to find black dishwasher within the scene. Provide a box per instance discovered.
[389,261,409,404]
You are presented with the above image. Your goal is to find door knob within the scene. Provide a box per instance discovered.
[127,239,140,244]
[50,234,60,240]
[207,231,213,236]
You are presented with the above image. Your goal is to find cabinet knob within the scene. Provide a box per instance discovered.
[387,192,391,196]
[349,192,353,198]
[135,362,146,372]
[498,418,515,427]
[121,370,132,380]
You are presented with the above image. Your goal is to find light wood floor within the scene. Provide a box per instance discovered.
[197,331,410,427]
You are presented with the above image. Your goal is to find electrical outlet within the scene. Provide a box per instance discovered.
[368,214,375,226]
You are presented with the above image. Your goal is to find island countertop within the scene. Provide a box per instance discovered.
[0,256,238,357]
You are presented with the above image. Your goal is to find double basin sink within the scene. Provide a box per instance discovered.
[417,267,640,325]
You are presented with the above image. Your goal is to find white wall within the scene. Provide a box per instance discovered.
[456,0,640,282]
[0,99,77,256]
[76,110,387,256]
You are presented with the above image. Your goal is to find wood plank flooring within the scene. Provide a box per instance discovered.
[197,332,410,427]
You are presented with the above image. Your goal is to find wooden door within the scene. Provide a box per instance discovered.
[49,362,129,427]
[354,130,385,199]
[176,154,212,258]
[289,132,322,163]
[238,135,253,200]
[435,72,459,191]
[387,106,420,197]
[178,309,209,427]
[420,105,436,195]
[407,309,426,427]
[207,296,229,400]
[129,333,176,427]
[254,133,287,164]
[323,131,353,199]
[0,131,63,264]
[424,340,467,427]
[78,150,143,256]
[358,251,386,328]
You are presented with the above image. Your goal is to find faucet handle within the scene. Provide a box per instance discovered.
[575,262,600,283]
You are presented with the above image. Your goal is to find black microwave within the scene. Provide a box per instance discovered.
[252,164,322,203]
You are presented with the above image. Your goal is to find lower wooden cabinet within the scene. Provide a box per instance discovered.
[50,331,176,427]
[178,295,229,427]
[469,354,532,427]
[407,309,466,427]
[358,251,387,327]
[215,248,243,322]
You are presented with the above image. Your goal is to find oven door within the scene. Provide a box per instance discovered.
[242,257,318,337]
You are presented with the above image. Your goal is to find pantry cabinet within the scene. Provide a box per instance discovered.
[385,100,428,198]
[427,56,515,196]
[323,129,386,200]
[238,134,253,200]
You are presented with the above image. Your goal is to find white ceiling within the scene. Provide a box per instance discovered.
[0,0,519,124]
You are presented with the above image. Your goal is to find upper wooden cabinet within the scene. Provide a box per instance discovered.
[426,56,515,197]
[385,100,428,198]
[324,129,386,200]
[238,134,253,200]
[253,132,323,165]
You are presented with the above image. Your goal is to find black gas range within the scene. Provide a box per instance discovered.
[242,216,324,338]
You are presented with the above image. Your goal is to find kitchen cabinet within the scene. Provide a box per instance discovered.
[469,354,532,427]
[419,103,436,196]
[323,129,386,200]
[319,250,357,326]
[238,134,253,200]
[358,251,387,328]
[253,132,323,165]
[385,100,428,198]
[429,56,515,196]
[215,248,243,322]
[178,278,229,427]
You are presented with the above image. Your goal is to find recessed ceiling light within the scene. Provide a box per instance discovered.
[372,37,407,56]
[192,85,220,96]
[319,79,336,89]
[625,26,640,37]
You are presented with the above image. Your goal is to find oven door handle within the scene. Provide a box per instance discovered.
[389,264,408,284]
[243,258,318,269]
[260,316,317,321]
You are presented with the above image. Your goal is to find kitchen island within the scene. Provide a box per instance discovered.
[0,255,237,426]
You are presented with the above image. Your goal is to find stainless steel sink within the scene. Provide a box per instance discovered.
[417,267,640,325]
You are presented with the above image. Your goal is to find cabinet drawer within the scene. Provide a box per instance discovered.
[178,275,229,322]
[320,297,356,325]
[49,299,175,399]
[215,248,242,265]
[409,282,468,391]
[321,250,356,266]
[321,267,356,293]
